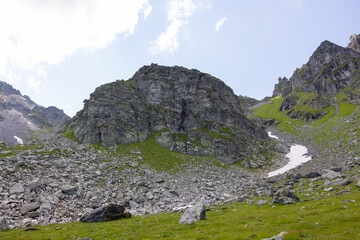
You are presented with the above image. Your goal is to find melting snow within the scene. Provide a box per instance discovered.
[14,136,23,145]
[267,131,279,139]
[267,132,312,177]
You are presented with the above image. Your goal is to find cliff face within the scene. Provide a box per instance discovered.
[273,36,360,97]
[0,81,70,144]
[65,64,271,164]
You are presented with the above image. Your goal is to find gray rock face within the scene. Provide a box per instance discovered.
[64,64,270,164]
[279,94,298,111]
[273,77,290,97]
[271,189,299,204]
[287,39,360,95]
[80,204,131,223]
[179,202,206,224]
[308,95,330,109]
[0,81,69,144]
[287,109,328,122]
[347,34,360,52]
[273,34,360,103]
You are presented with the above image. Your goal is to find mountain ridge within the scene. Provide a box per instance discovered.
[0,80,70,144]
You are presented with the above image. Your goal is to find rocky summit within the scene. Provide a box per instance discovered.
[273,38,360,97]
[64,64,271,164]
[0,81,70,144]
[268,35,360,123]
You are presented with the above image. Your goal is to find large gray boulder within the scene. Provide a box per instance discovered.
[80,204,131,223]
[271,189,299,204]
[321,169,341,180]
[20,202,41,215]
[262,231,288,240]
[179,203,206,224]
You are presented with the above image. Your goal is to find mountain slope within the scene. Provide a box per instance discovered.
[0,81,70,144]
[252,34,360,172]
[64,64,276,164]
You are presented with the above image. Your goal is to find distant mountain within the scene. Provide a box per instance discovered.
[270,34,360,122]
[273,34,360,97]
[64,64,278,165]
[0,81,70,144]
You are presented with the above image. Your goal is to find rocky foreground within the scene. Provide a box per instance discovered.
[0,137,265,229]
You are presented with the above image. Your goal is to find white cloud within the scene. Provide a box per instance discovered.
[215,17,227,31]
[26,77,42,93]
[149,0,196,55]
[0,0,152,88]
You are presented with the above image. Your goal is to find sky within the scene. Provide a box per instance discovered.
[0,0,359,117]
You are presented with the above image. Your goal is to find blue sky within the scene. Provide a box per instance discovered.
[0,0,359,116]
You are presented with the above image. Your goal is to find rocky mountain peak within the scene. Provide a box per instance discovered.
[65,64,272,164]
[347,33,360,52]
[0,81,21,96]
[272,34,360,96]
[0,80,70,144]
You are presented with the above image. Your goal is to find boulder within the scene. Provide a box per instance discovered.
[262,231,288,240]
[302,172,321,178]
[179,203,206,224]
[61,185,76,194]
[0,217,9,231]
[9,183,24,195]
[326,178,352,186]
[80,204,131,223]
[256,200,268,206]
[271,189,299,204]
[20,202,41,215]
[27,178,41,190]
[321,169,341,180]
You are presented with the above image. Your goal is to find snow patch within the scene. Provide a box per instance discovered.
[14,136,23,144]
[267,131,279,139]
[268,144,311,177]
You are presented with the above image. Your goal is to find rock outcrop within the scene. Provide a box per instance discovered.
[80,204,131,223]
[179,202,206,224]
[272,77,290,97]
[0,81,69,144]
[347,34,360,52]
[273,35,360,96]
[271,189,299,204]
[269,34,360,123]
[64,64,271,164]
